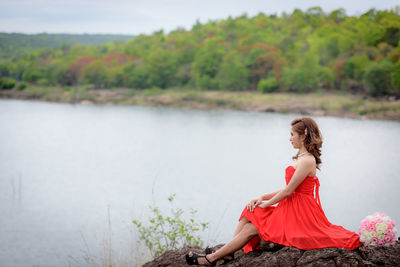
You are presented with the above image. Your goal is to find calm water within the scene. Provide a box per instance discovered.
[0,99,399,266]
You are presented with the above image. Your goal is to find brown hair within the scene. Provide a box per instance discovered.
[291,117,323,169]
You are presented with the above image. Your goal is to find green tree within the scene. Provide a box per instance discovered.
[363,60,394,96]
[216,50,249,90]
[80,60,108,88]
[0,61,13,77]
[22,67,41,82]
[0,77,16,89]
[52,64,77,86]
[123,62,150,89]
[146,48,177,88]
[391,61,400,91]
[192,38,225,89]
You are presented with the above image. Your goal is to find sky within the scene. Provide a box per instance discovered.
[0,0,399,36]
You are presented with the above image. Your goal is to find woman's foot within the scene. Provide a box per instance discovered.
[205,246,235,264]
[185,251,215,266]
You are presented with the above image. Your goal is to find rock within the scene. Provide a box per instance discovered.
[143,241,400,267]
[297,248,340,265]
[359,245,400,266]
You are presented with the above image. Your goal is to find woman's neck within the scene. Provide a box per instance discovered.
[298,147,307,154]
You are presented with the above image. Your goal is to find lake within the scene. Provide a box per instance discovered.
[0,99,399,266]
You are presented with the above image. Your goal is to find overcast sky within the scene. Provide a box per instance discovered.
[0,0,399,35]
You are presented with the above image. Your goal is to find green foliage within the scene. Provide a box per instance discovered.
[192,38,225,89]
[146,48,177,88]
[123,63,149,89]
[1,7,400,96]
[52,65,76,86]
[132,194,208,258]
[0,61,13,77]
[392,61,400,91]
[363,60,394,96]
[317,67,334,88]
[22,69,41,83]
[37,78,50,86]
[217,50,249,90]
[16,82,27,90]
[258,77,279,93]
[81,60,109,88]
[0,77,16,89]
[0,33,135,60]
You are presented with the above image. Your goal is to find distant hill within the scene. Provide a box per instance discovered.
[0,33,135,59]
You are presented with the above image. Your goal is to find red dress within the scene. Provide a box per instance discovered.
[239,165,362,252]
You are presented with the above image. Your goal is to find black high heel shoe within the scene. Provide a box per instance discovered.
[185,252,215,266]
[204,246,235,264]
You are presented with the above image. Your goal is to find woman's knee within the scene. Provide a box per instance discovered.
[242,223,258,236]
[239,216,250,224]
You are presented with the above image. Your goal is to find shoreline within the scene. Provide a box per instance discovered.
[1,87,400,121]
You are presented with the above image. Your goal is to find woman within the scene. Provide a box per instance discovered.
[186,117,362,266]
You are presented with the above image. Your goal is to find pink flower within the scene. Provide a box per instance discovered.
[378,240,385,246]
[368,224,376,232]
[388,232,395,240]
[372,237,379,244]
[384,235,392,242]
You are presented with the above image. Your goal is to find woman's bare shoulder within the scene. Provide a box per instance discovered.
[296,156,316,174]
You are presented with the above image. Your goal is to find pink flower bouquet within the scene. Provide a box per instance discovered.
[358,212,397,246]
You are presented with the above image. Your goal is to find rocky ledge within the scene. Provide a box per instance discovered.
[143,240,400,267]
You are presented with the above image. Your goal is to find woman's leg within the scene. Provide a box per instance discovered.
[194,222,258,265]
[234,216,250,237]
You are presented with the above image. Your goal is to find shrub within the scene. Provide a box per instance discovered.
[258,77,280,93]
[17,82,27,90]
[37,78,50,86]
[392,61,400,91]
[0,77,16,89]
[132,194,208,258]
[22,70,40,83]
[363,60,394,96]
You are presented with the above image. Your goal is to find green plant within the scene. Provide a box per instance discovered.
[16,82,27,90]
[363,60,394,96]
[0,77,16,89]
[132,194,209,258]
[258,77,280,93]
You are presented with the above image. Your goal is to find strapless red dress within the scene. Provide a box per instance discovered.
[239,166,362,252]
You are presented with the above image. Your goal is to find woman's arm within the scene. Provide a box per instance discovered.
[261,189,282,200]
[257,158,314,209]
[248,189,282,212]
[247,189,282,211]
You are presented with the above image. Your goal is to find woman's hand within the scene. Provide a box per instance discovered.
[258,202,271,209]
[246,196,262,212]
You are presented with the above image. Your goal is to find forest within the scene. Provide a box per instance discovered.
[0,33,134,59]
[0,7,400,97]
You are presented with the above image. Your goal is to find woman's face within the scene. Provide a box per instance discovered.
[289,128,303,149]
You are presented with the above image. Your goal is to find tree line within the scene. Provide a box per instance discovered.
[1,7,400,97]
[0,33,135,60]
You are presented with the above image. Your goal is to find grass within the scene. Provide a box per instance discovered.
[1,86,400,121]
[67,206,149,267]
